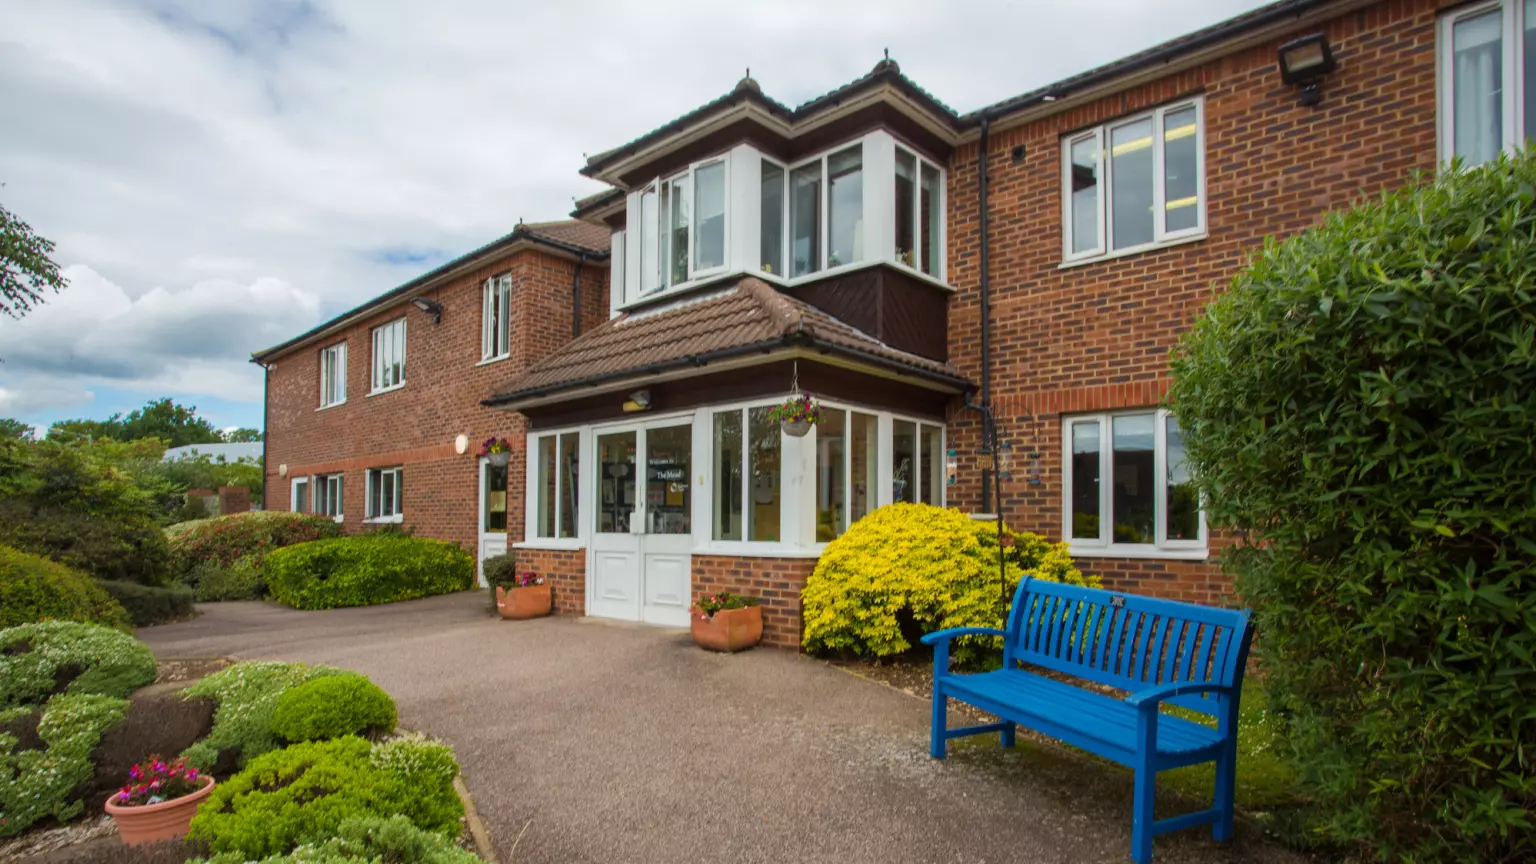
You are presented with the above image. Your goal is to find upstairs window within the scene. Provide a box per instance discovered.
[366,467,403,522]
[370,318,406,393]
[482,275,512,361]
[1063,409,1204,555]
[778,142,865,278]
[1062,98,1205,262]
[760,162,785,276]
[634,157,729,300]
[894,147,943,278]
[1439,0,1536,165]
[320,343,346,408]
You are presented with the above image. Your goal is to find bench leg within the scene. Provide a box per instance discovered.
[1212,741,1237,842]
[1000,721,1016,748]
[930,683,947,760]
[1131,763,1155,864]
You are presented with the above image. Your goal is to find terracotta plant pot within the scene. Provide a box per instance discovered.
[105,776,216,846]
[497,584,552,619]
[691,605,763,652]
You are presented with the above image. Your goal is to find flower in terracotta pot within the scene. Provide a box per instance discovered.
[766,393,823,438]
[105,755,216,846]
[691,591,764,652]
[496,570,552,620]
[480,436,513,466]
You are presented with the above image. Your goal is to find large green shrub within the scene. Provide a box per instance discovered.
[180,660,346,770]
[168,511,342,587]
[200,815,480,864]
[0,692,128,836]
[0,438,172,584]
[265,535,474,610]
[0,621,157,708]
[0,544,132,631]
[271,674,398,743]
[1167,152,1536,862]
[188,735,462,859]
[97,579,196,627]
[801,503,1095,664]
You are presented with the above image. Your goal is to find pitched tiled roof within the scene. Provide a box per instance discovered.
[485,278,967,405]
[520,219,610,255]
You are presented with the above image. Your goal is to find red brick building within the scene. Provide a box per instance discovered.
[260,0,1506,646]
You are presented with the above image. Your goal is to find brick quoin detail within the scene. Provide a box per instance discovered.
[517,548,586,616]
[693,555,816,650]
[941,0,1440,605]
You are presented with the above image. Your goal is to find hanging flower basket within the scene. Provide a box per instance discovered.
[480,437,512,467]
[767,393,823,438]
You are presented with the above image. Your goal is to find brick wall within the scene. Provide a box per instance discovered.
[516,547,587,615]
[693,555,817,649]
[264,246,607,566]
[942,0,1440,601]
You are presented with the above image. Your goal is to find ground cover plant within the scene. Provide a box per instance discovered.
[198,815,480,864]
[264,534,473,610]
[0,692,129,836]
[180,660,347,770]
[0,621,157,708]
[0,544,132,631]
[1168,151,1536,861]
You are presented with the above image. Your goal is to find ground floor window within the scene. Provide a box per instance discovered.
[1063,408,1203,554]
[291,477,309,514]
[366,467,403,521]
[535,431,580,539]
[711,407,781,541]
[816,408,879,541]
[315,473,343,521]
[891,419,945,507]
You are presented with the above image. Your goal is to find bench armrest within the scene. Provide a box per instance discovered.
[1125,681,1238,710]
[920,627,1007,646]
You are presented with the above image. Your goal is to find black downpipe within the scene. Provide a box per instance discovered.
[572,253,589,339]
[978,116,994,514]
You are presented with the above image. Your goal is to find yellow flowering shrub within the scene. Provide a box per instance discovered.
[801,503,1096,665]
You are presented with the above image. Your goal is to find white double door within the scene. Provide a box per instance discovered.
[588,420,693,627]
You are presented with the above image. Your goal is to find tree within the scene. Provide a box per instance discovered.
[0,418,33,440]
[1,201,67,318]
[50,398,223,448]
[223,427,263,443]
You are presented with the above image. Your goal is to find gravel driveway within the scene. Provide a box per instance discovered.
[139,592,1308,864]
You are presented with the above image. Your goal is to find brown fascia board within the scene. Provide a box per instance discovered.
[251,229,609,364]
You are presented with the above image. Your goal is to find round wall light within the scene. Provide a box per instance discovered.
[278,464,288,477]
[455,434,469,455]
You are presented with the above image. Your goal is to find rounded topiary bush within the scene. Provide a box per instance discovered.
[271,673,398,743]
[0,544,132,631]
[801,503,1094,664]
[0,621,157,708]
[1167,152,1536,862]
[265,535,474,610]
[169,511,343,588]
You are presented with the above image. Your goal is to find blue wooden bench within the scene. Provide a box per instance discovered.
[922,577,1253,864]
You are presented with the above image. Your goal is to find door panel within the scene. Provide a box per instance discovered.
[477,459,510,587]
[642,551,691,626]
[640,422,693,626]
[590,430,641,621]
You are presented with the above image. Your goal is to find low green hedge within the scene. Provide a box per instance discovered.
[199,815,480,864]
[265,535,474,610]
[0,544,132,631]
[271,674,397,743]
[97,579,196,627]
[170,511,343,587]
[0,621,157,709]
[188,735,462,859]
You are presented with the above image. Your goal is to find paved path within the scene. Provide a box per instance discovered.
[140,593,1307,864]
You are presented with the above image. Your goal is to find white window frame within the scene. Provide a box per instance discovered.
[369,317,406,394]
[481,274,512,362]
[1061,408,1207,560]
[1437,0,1533,164]
[1060,97,1206,264]
[315,473,344,523]
[892,144,947,280]
[631,154,731,303]
[528,430,580,540]
[778,141,868,278]
[290,476,310,514]
[365,466,403,523]
[319,342,347,409]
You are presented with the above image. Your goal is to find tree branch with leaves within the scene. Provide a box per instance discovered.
[1,201,67,318]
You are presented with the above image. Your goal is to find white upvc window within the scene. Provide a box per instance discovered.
[291,476,310,514]
[370,317,406,393]
[319,343,347,408]
[1062,408,1206,558]
[1438,0,1536,165]
[482,274,512,361]
[366,467,403,522]
[889,418,946,509]
[893,146,944,279]
[1061,97,1205,263]
[632,155,730,301]
[315,473,344,522]
[531,431,580,539]
[778,142,864,278]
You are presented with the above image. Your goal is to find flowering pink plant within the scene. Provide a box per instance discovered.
[765,393,824,425]
[692,591,760,620]
[114,756,204,806]
[480,437,512,456]
[515,570,544,586]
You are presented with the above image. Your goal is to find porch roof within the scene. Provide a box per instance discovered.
[483,278,970,409]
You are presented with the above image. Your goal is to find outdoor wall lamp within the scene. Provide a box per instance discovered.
[623,389,652,413]
[410,296,443,324]
[1278,33,1337,107]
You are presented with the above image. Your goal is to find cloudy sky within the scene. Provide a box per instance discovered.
[0,0,1268,433]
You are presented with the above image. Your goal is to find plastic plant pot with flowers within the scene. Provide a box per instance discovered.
[481,436,513,467]
[496,570,552,620]
[766,392,824,438]
[690,591,763,652]
[104,755,215,846]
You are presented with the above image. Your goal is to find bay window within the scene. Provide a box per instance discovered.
[639,185,659,295]
[631,156,729,301]
[1062,98,1205,262]
[694,161,726,271]
[778,143,864,277]
[534,431,580,539]
[1439,0,1536,165]
[1063,408,1204,555]
[894,147,943,278]
[366,467,403,522]
[789,161,822,277]
[760,162,785,276]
